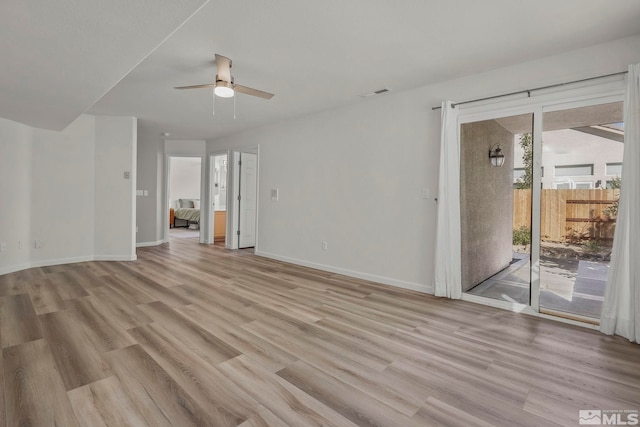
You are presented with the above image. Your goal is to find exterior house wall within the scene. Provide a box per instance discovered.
[460,119,515,291]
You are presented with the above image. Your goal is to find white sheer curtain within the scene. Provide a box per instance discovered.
[600,63,640,343]
[434,101,462,299]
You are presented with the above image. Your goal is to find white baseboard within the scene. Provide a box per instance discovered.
[255,250,433,295]
[0,262,32,276]
[0,254,136,276]
[0,255,93,276]
[2,248,432,297]
[94,254,137,261]
[136,240,165,248]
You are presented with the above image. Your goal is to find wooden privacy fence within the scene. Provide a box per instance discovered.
[513,189,620,242]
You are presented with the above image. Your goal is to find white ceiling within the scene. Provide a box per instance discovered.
[0,0,208,130]
[4,1,640,138]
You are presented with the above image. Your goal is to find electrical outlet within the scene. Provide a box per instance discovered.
[321,241,328,251]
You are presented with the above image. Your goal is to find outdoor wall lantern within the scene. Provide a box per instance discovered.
[489,144,505,167]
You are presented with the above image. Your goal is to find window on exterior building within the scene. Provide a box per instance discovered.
[606,162,622,176]
[553,182,572,189]
[554,164,593,177]
[575,182,594,189]
[513,168,526,182]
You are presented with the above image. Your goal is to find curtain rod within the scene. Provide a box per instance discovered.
[431,70,628,111]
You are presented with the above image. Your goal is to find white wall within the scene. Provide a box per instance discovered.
[205,34,640,294]
[0,114,137,275]
[94,116,137,260]
[134,130,207,246]
[169,157,201,209]
[0,117,32,269]
[209,93,435,292]
[28,115,96,266]
[136,122,163,246]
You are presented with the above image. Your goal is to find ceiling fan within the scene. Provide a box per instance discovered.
[174,54,274,100]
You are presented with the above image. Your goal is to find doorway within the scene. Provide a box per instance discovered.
[167,156,203,242]
[461,113,533,305]
[231,151,258,249]
[210,153,228,247]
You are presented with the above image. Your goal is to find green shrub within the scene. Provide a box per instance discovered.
[513,226,531,246]
[584,239,601,253]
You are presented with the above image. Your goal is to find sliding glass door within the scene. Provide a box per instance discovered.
[460,94,624,324]
[538,102,624,321]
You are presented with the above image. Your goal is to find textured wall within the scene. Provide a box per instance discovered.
[460,119,515,291]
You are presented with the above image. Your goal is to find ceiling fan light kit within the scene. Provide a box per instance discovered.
[214,80,234,98]
[174,54,274,106]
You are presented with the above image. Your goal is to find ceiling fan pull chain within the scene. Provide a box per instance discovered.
[212,89,216,116]
[233,94,237,119]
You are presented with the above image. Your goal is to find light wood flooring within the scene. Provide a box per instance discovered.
[1,236,639,426]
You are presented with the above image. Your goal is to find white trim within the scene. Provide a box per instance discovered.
[230,151,240,249]
[136,240,166,247]
[0,254,136,276]
[0,256,90,275]
[461,294,599,330]
[531,107,543,312]
[462,293,535,314]
[458,79,625,121]
[94,254,137,261]
[208,150,230,246]
[254,145,261,253]
[255,250,433,295]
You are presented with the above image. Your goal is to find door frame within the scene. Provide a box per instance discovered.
[226,145,260,250]
[237,152,259,249]
[455,77,625,328]
[208,151,230,245]
[164,154,207,244]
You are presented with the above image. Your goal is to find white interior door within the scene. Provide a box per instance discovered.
[238,152,257,248]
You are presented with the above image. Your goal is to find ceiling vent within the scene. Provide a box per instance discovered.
[360,88,391,98]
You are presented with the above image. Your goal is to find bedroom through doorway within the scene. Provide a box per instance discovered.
[168,156,203,242]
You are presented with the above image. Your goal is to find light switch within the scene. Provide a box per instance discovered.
[136,190,143,196]
[124,171,131,179]
[143,190,148,196]
[271,188,279,201]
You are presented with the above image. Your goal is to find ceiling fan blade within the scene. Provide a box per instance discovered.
[174,83,215,89]
[215,54,232,82]
[234,84,274,100]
